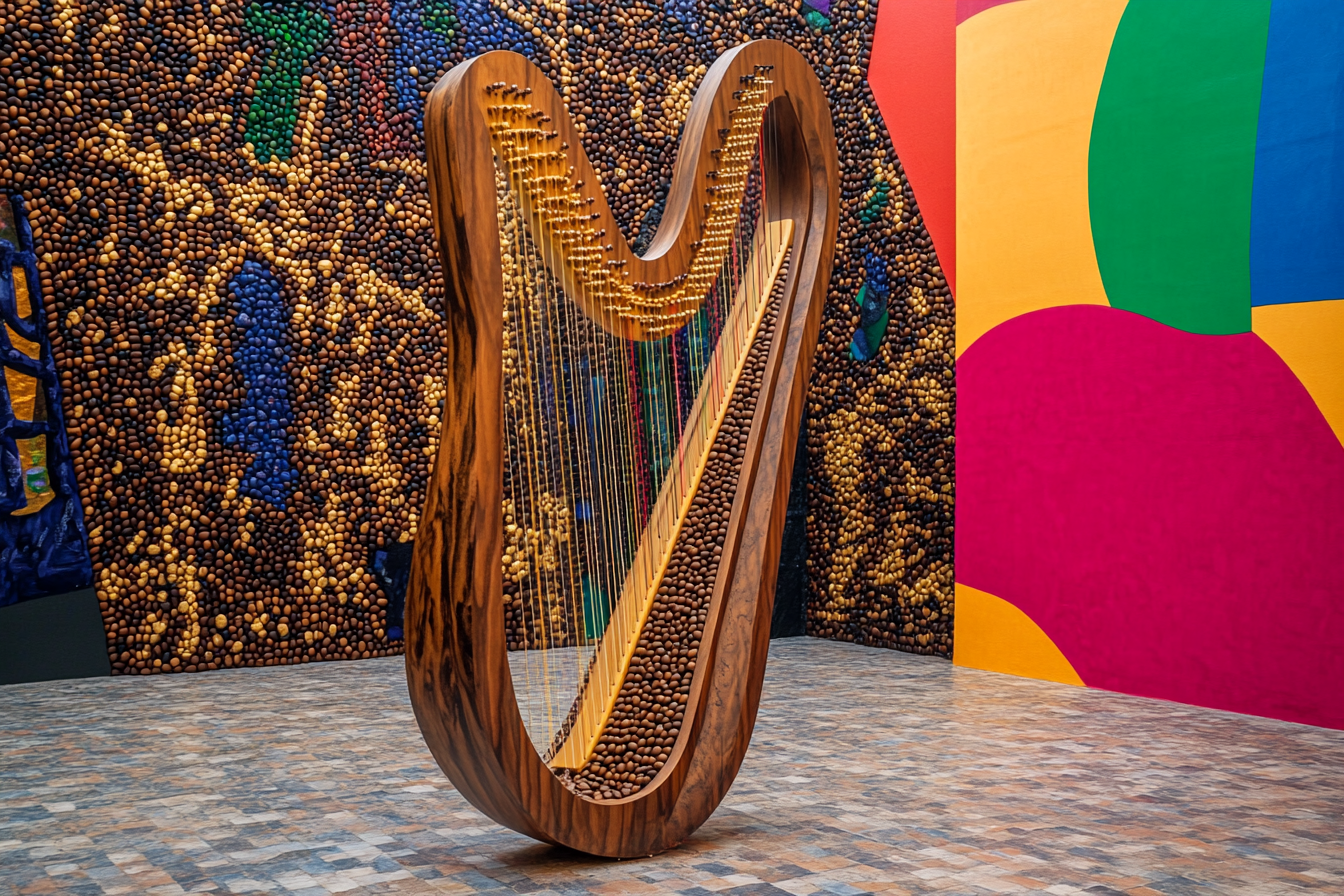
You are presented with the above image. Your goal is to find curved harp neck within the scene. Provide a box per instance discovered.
[486,71,775,340]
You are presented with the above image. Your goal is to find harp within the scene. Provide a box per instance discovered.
[406,40,838,857]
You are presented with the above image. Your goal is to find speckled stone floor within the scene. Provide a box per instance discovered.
[2,639,1342,896]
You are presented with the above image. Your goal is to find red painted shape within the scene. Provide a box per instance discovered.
[957,305,1344,730]
[956,0,1028,25]
[334,0,399,158]
[868,0,957,296]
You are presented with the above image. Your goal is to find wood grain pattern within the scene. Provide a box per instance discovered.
[406,39,838,857]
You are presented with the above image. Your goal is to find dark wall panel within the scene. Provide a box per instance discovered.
[0,589,110,685]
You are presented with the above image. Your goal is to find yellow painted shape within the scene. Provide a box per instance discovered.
[956,0,1128,356]
[1253,299,1344,449]
[953,582,1084,686]
[12,266,32,319]
[10,434,55,517]
[6,324,41,360]
[4,366,39,422]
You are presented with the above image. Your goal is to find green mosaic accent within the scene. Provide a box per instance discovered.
[243,0,332,162]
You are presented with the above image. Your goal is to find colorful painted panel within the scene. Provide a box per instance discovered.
[957,305,1344,729]
[1252,299,1344,447]
[955,0,1123,356]
[955,0,1026,25]
[953,0,1344,730]
[0,195,92,606]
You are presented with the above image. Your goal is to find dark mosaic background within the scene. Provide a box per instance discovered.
[0,0,953,674]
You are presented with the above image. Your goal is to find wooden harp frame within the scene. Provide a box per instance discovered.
[407,39,838,857]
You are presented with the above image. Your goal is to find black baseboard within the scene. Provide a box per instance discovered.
[0,589,111,685]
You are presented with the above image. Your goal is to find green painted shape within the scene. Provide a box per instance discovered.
[863,308,889,356]
[243,1,331,162]
[1088,0,1271,335]
[859,178,892,225]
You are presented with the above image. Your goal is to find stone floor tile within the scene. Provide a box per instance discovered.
[2,640,1342,895]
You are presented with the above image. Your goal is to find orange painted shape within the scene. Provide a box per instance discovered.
[10,435,55,517]
[956,0,1128,356]
[953,582,1085,686]
[4,366,39,422]
[1252,299,1344,449]
[6,324,41,360]
[12,266,33,319]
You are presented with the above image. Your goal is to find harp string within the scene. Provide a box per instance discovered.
[498,158,624,737]
[496,74,787,762]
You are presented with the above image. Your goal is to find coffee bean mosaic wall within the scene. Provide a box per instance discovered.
[0,0,954,674]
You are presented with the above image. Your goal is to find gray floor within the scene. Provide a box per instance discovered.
[2,638,1342,895]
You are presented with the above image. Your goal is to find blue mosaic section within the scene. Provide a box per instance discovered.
[0,195,92,607]
[664,0,702,32]
[370,540,412,640]
[221,261,299,509]
[850,251,892,362]
[390,0,527,131]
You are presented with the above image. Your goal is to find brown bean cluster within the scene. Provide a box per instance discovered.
[561,289,780,801]
[801,100,956,655]
[1,0,953,675]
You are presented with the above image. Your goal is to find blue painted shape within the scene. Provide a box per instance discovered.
[0,194,92,607]
[222,261,298,509]
[1250,0,1344,306]
[849,327,873,361]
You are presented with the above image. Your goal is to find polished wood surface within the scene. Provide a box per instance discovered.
[407,40,839,857]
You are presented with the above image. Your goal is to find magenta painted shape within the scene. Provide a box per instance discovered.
[956,0,1027,25]
[957,305,1344,730]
